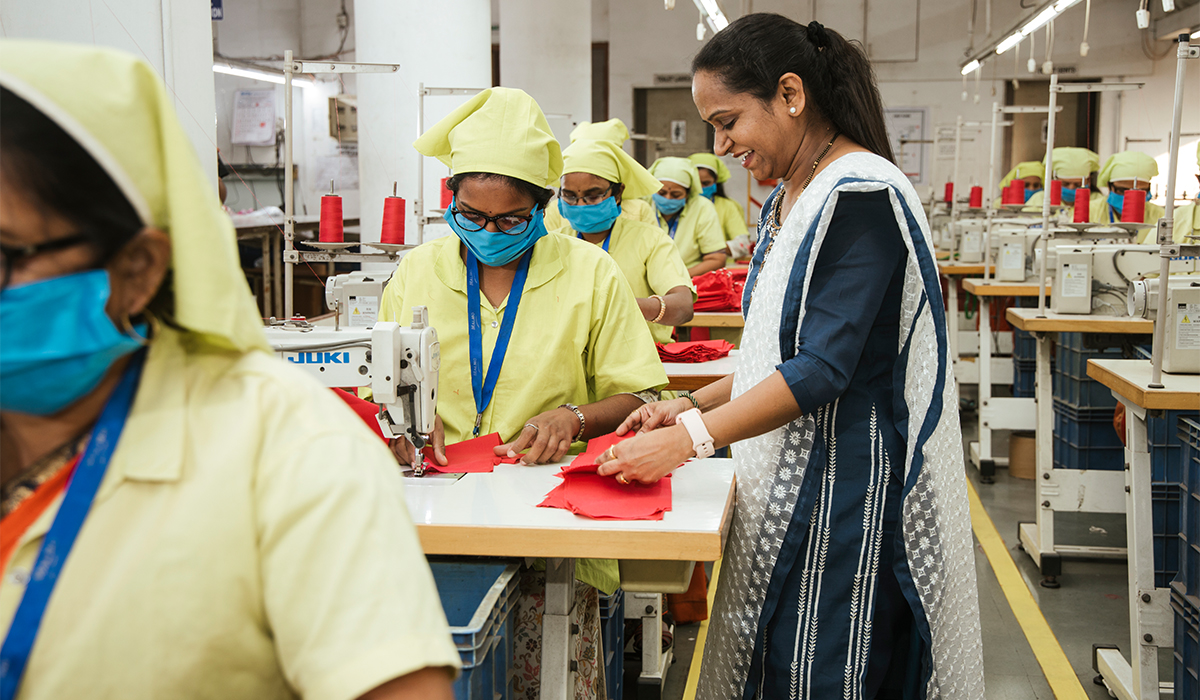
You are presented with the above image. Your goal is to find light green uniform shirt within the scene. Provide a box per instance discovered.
[0,330,461,700]
[653,196,726,269]
[712,196,748,242]
[555,217,696,343]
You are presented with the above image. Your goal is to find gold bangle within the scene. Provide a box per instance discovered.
[650,294,667,323]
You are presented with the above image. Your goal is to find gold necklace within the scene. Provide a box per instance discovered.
[750,132,840,302]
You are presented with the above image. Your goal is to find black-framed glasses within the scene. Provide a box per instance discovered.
[0,233,94,290]
[560,185,616,207]
[450,205,539,234]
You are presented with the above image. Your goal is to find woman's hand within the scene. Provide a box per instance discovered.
[596,423,694,484]
[495,407,580,465]
[390,415,447,468]
[617,397,693,435]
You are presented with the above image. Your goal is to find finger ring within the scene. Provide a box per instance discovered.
[525,423,539,431]
[616,474,630,485]
[603,447,615,461]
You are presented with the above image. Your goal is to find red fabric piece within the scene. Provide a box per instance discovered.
[691,269,744,312]
[570,432,637,469]
[421,433,504,474]
[332,388,387,442]
[656,339,734,363]
[560,473,672,520]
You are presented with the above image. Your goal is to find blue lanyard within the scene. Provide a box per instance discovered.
[659,214,680,239]
[576,232,611,252]
[0,350,145,700]
[466,249,532,437]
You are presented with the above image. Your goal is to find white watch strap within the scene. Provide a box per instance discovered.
[676,408,715,459]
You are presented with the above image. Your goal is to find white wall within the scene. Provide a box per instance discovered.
[0,0,217,187]
[213,0,358,218]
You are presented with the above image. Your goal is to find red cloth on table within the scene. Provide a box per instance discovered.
[691,268,746,312]
[538,433,672,520]
[420,432,522,474]
[656,339,734,363]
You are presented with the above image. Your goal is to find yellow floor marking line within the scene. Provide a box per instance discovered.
[967,478,1088,699]
[682,558,721,700]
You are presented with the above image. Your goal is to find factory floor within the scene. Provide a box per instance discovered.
[644,416,1141,700]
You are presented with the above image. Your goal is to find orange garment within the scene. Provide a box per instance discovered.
[666,564,709,624]
[0,456,79,572]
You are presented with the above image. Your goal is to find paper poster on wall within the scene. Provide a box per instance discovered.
[232,90,276,146]
[884,107,929,185]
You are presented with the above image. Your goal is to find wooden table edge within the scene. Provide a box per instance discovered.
[1005,308,1153,333]
[1086,360,1200,411]
[665,375,729,392]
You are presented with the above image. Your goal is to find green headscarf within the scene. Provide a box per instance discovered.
[688,153,732,184]
[0,39,268,353]
[648,157,704,200]
[414,87,562,188]
[1050,147,1100,180]
[1098,151,1159,188]
[999,161,1045,189]
[569,118,630,145]
[561,139,662,200]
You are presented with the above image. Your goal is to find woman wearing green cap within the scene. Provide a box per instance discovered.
[556,138,696,343]
[378,87,668,699]
[992,160,1044,207]
[1093,151,1165,231]
[648,156,728,275]
[0,41,459,700]
[1168,141,1200,244]
[1023,147,1103,218]
[543,118,657,231]
[689,152,752,259]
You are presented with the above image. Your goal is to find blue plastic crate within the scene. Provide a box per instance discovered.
[1053,400,1123,450]
[430,561,520,667]
[1012,358,1036,397]
[1148,409,1200,486]
[1180,419,1200,596]
[1172,584,1200,700]
[1052,435,1123,471]
[1052,370,1120,409]
[1013,328,1036,362]
[598,589,624,700]
[451,634,497,700]
[1154,484,1182,588]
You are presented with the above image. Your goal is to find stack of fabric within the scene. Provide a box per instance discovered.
[692,268,746,312]
[656,339,735,363]
[538,433,673,520]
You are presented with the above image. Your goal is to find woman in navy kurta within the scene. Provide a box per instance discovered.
[594,13,984,700]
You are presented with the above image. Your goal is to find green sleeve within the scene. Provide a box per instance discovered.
[585,257,669,400]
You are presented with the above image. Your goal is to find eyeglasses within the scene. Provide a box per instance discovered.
[450,205,538,234]
[0,233,94,290]
[560,185,615,207]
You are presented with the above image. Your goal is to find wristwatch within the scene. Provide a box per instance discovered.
[675,408,715,459]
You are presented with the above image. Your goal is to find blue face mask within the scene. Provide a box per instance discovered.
[1,269,146,415]
[444,198,549,267]
[558,196,621,234]
[1108,189,1149,216]
[701,184,717,200]
[1024,188,1041,202]
[653,193,687,216]
[1060,187,1076,204]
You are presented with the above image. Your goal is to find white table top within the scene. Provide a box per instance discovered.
[403,457,736,562]
[662,351,739,377]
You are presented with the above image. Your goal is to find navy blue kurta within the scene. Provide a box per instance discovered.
[741,188,925,700]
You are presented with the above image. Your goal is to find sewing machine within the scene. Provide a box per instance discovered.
[1047,243,1200,316]
[263,278,441,475]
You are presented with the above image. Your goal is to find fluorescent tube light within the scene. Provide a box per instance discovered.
[996,32,1023,54]
[213,63,315,88]
[961,59,981,75]
[693,0,729,32]
[1022,6,1058,35]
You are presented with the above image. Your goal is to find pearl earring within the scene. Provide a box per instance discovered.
[789,107,797,114]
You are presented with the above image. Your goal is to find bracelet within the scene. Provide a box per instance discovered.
[650,294,667,323]
[685,393,700,410]
[559,403,586,442]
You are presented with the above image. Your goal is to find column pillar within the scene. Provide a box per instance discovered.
[354,0,491,257]
[499,0,591,147]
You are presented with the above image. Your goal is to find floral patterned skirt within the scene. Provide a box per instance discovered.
[512,567,607,700]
